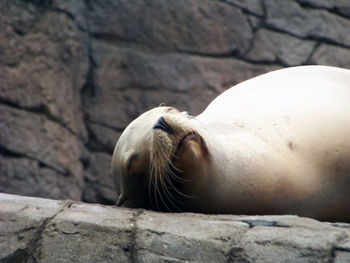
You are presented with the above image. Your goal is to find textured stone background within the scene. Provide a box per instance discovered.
[1,0,350,205]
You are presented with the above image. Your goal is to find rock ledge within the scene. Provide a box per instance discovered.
[1,193,350,263]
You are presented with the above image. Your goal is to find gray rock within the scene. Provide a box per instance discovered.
[233,222,345,262]
[311,44,350,68]
[37,202,134,263]
[297,0,350,17]
[0,193,68,263]
[265,0,350,47]
[136,212,249,262]
[297,0,337,9]
[77,0,253,55]
[0,193,135,263]
[0,0,89,201]
[247,14,262,29]
[0,154,81,200]
[0,105,84,189]
[0,0,89,140]
[82,152,117,204]
[221,0,264,16]
[335,252,350,263]
[1,193,350,263]
[246,29,316,65]
[0,105,82,175]
[85,121,121,154]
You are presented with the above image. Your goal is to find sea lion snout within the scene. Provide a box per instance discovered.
[153,116,174,134]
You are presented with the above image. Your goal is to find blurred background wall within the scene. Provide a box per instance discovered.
[1,0,350,205]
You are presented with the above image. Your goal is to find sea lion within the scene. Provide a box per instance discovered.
[112,65,350,222]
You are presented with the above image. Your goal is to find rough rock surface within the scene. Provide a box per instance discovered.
[1,193,350,263]
[1,0,350,204]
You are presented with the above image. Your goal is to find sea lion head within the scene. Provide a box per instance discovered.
[112,106,209,211]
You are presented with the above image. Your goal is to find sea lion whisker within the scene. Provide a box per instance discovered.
[153,144,186,210]
[160,173,183,211]
[167,161,191,183]
[149,164,156,209]
[163,166,184,200]
[157,145,190,187]
[164,167,194,199]
[153,166,162,210]
[157,176,174,212]
[150,142,176,211]
[149,147,158,208]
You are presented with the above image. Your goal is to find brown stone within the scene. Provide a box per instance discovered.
[0,105,84,193]
[77,0,253,55]
[82,152,117,204]
[0,154,81,200]
[0,0,89,140]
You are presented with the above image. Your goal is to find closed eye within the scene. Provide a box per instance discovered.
[126,153,138,172]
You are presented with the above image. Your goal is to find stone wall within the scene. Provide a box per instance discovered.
[1,0,350,204]
[1,193,350,263]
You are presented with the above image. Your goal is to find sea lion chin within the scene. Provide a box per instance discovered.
[112,65,350,222]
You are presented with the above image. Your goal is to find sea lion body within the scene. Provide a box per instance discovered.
[112,66,350,222]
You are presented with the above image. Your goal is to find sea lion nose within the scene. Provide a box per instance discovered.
[153,116,174,134]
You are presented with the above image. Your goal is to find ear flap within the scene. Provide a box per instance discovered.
[187,139,203,161]
[177,133,205,162]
